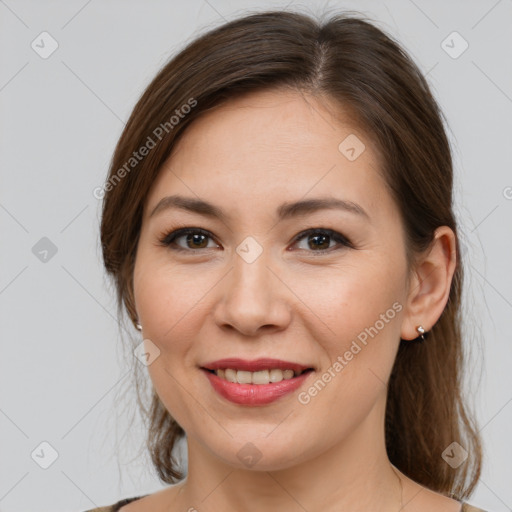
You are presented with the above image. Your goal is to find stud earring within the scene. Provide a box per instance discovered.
[415,325,428,342]
[135,321,142,331]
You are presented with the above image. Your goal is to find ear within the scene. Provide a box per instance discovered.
[400,226,457,340]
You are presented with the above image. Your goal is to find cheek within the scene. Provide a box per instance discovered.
[134,241,188,328]
[289,258,405,409]
[289,258,404,342]
[292,263,403,428]
[133,251,217,357]
[133,255,209,431]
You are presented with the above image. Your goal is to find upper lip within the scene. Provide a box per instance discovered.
[201,358,313,373]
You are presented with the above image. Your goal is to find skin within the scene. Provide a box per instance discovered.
[128,89,460,512]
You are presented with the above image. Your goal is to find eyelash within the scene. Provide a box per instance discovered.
[157,226,354,255]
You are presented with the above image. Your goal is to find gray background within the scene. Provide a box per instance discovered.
[1,1,511,511]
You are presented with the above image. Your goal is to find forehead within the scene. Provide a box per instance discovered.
[146,89,393,225]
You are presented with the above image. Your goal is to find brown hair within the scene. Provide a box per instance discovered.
[101,9,482,499]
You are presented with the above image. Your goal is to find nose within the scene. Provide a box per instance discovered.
[213,250,292,337]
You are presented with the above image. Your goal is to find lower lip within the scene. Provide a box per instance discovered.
[202,369,312,406]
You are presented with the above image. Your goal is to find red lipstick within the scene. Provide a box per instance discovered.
[201,358,314,406]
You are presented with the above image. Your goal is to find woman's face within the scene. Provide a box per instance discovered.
[133,89,413,471]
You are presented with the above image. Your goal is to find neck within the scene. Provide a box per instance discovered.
[172,393,404,512]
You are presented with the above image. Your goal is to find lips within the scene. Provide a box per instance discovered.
[200,358,314,406]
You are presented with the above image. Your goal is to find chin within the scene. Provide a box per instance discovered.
[206,434,313,472]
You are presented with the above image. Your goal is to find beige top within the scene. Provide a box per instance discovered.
[82,495,489,511]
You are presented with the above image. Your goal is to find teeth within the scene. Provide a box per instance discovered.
[224,369,237,383]
[283,369,294,379]
[269,369,282,383]
[252,370,270,385]
[237,370,252,384]
[214,368,302,384]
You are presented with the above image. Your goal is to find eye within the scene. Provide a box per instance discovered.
[158,227,219,252]
[291,228,353,254]
[158,227,353,254]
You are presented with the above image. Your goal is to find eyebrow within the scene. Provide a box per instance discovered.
[149,194,370,222]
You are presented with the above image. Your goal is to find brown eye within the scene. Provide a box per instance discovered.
[158,227,353,254]
[292,228,353,254]
[160,228,219,251]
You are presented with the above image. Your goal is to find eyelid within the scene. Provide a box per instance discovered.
[158,226,354,253]
[159,227,219,250]
[292,228,354,251]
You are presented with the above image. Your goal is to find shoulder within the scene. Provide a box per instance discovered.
[81,493,489,512]
[82,486,182,512]
[82,495,148,512]
[461,503,489,512]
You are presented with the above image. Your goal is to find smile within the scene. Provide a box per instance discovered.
[200,358,315,406]
[208,368,309,384]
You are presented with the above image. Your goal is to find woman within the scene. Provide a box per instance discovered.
[88,9,488,512]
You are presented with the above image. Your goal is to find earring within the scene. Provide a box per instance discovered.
[415,325,428,342]
[135,321,142,331]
